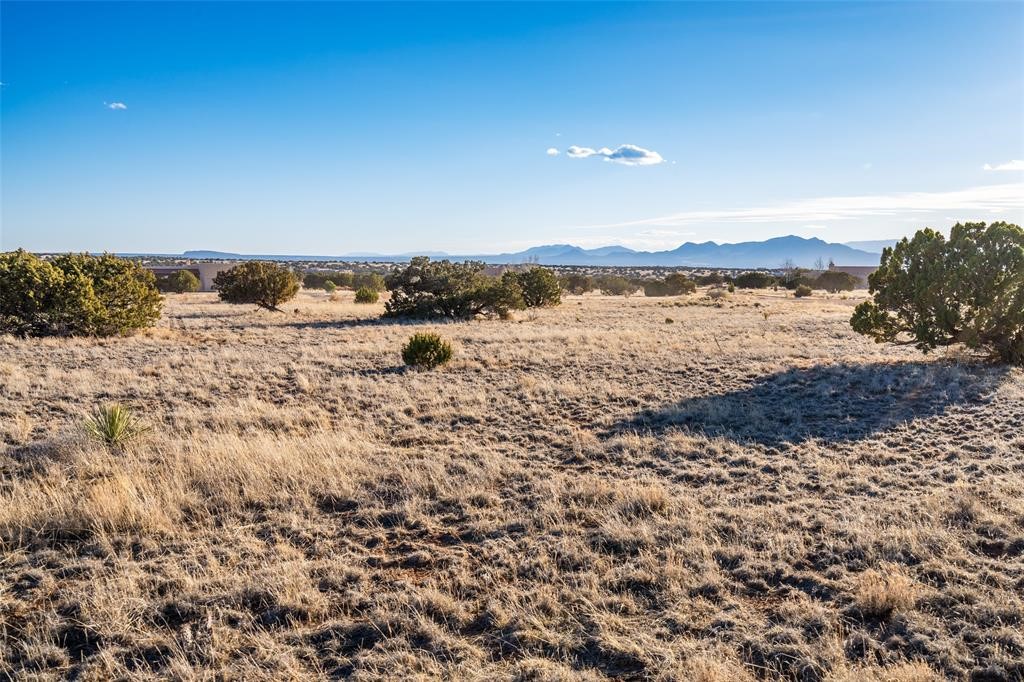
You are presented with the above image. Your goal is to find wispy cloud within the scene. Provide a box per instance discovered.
[983,159,1024,171]
[105,101,127,110]
[566,144,663,166]
[546,147,559,156]
[571,183,1024,230]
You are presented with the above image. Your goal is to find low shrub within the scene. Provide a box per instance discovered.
[794,284,813,297]
[214,261,300,312]
[157,269,201,293]
[0,250,162,337]
[561,273,594,295]
[513,266,561,307]
[734,271,776,289]
[384,257,523,319]
[84,403,149,449]
[815,270,859,293]
[354,286,379,304]
[323,280,337,293]
[402,332,453,369]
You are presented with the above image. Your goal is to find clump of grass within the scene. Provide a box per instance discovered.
[851,564,919,619]
[665,317,674,324]
[84,403,150,449]
[794,284,813,298]
[401,332,453,369]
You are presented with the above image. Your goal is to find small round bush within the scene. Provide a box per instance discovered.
[794,284,813,298]
[402,332,453,369]
[354,286,379,303]
[323,280,337,293]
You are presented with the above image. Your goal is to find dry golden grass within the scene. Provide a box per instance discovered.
[1,288,1022,680]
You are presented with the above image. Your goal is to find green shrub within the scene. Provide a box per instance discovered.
[352,272,386,292]
[794,284,813,297]
[814,270,860,293]
[514,266,561,307]
[727,283,736,293]
[158,269,200,293]
[354,286,379,303]
[734,271,777,289]
[561,273,594,295]
[401,332,453,369]
[695,272,725,286]
[0,250,162,337]
[303,271,353,290]
[384,257,523,319]
[213,261,300,312]
[851,222,1023,364]
[596,275,635,297]
[84,403,149,449]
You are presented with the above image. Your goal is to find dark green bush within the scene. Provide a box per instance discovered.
[353,272,386,292]
[694,272,725,286]
[794,284,813,297]
[401,332,453,369]
[514,266,561,307]
[644,273,696,297]
[814,270,860,293]
[157,269,200,293]
[214,261,300,312]
[734,271,777,289]
[851,222,1023,364]
[303,271,353,290]
[384,257,523,319]
[354,286,379,303]
[596,275,636,297]
[0,250,162,337]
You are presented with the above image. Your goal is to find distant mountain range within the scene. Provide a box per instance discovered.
[177,235,888,269]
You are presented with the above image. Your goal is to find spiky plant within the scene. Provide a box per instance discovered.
[84,403,149,449]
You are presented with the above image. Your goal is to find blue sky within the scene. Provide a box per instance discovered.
[2,1,1022,254]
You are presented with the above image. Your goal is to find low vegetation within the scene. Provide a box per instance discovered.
[354,286,379,304]
[2,288,1019,680]
[0,250,162,337]
[642,272,696,297]
[514,266,562,307]
[213,261,301,312]
[401,331,454,368]
[83,402,150,450]
[383,257,525,319]
[852,221,1024,365]
[156,269,201,294]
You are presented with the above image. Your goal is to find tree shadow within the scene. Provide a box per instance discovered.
[611,361,1009,446]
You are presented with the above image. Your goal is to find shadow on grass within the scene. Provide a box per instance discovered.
[612,361,1009,446]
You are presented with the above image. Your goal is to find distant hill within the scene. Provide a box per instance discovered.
[172,236,882,269]
[844,239,899,254]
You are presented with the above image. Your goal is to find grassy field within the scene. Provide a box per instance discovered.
[1,289,1022,681]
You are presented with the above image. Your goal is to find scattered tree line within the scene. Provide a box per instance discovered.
[3,221,1020,365]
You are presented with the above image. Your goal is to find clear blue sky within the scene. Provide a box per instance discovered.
[2,1,1022,254]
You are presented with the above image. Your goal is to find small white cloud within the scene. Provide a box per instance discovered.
[106,101,127,110]
[983,159,1024,171]
[566,144,664,166]
[546,148,559,156]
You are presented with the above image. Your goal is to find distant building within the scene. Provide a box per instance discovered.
[828,264,876,286]
[145,262,238,292]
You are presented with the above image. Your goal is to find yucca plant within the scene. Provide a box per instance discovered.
[84,403,150,449]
